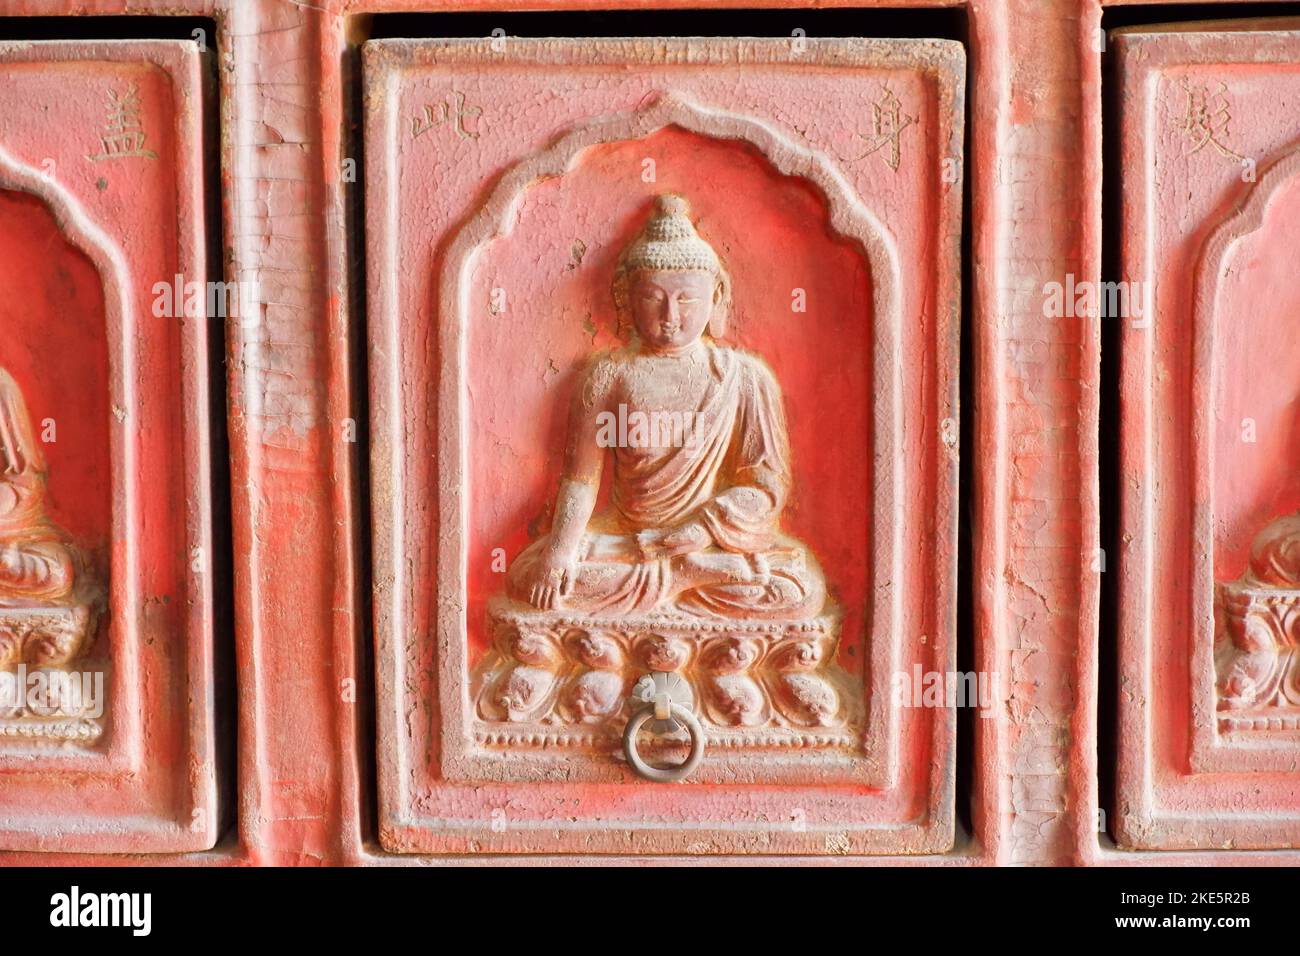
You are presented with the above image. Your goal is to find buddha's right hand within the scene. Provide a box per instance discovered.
[525,546,577,611]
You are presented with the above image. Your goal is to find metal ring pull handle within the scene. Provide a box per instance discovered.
[623,672,705,783]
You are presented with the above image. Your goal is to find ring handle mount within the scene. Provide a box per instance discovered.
[623,671,705,783]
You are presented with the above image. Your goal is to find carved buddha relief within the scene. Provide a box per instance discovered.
[0,365,102,740]
[507,195,826,619]
[472,194,860,776]
[1215,513,1300,728]
[0,42,221,850]
[369,37,962,848]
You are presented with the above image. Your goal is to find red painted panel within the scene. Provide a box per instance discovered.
[367,37,962,855]
[1116,20,1300,850]
[0,41,218,853]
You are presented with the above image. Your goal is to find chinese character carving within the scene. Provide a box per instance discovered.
[472,195,861,760]
[1174,79,1245,164]
[846,86,915,171]
[85,83,158,162]
[411,91,483,140]
[0,367,101,741]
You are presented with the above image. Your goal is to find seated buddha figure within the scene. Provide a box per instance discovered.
[0,366,79,608]
[507,194,827,620]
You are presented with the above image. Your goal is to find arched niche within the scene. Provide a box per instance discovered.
[435,95,902,672]
[1195,139,1300,582]
[0,148,134,677]
[0,190,110,567]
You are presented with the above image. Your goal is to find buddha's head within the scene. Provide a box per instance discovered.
[612,194,730,353]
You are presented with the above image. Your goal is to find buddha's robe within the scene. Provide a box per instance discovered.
[508,345,825,619]
[0,368,77,606]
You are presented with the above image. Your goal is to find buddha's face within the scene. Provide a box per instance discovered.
[628,269,720,353]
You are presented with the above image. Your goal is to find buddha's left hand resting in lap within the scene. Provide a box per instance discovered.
[508,194,826,620]
[0,366,78,607]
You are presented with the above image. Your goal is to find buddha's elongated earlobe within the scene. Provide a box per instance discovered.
[707,309,726,340]
[707,273,729,339]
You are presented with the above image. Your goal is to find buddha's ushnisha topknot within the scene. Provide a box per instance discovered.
[620,194,721,274]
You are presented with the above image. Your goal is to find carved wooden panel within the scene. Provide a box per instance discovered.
[367,37,963,854]
[1116,21,1300,850]
[0,41,218,852]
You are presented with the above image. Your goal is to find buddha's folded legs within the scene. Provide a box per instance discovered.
[674,549,826,619]
[0,539,76,606]
[507,532,825,618]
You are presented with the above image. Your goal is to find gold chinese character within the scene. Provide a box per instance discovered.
[412,91,483,141]
[85,83,157,162]
[846,87,915,171]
